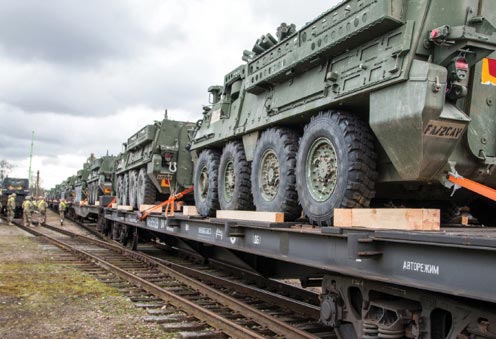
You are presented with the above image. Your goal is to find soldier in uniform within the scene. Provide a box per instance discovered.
[22,196,34,227]
[59,199,67,226]
[37,196,48,225]
[7,193,16,225]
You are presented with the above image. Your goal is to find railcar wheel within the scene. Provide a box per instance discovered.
[296,111,377,226]
[194,149,220,217]
[122,173,129,206]
[218,141,254,211]
[251,128,301,221]
[129,226,138,251]
[128,170,138,209]
[137,167,156,207]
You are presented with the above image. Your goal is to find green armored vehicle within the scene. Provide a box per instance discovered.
[190,0,496,225]
[87,154,116,205]
[0,177,30,217]
[115,114,195,209]
[74,155,94,204]
[61,175,76,203]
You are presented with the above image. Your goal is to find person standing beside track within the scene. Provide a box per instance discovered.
[37,197,48,226]
[22,196,34,227]
[59,199,67,226]
[7,193,16,225]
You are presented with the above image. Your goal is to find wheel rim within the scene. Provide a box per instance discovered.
[198,165,209,202]
[259,149,279,201]
[223,159,235,203]
[306,137,338,202]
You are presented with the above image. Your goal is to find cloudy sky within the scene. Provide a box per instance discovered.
[0,0,338,188]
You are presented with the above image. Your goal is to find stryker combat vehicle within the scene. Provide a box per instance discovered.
[0,177,30,217]
[115,113,195,209]
[87,154,116,205]
[190,0,496,225]
[74,155,94,203]
[61,175,76,202]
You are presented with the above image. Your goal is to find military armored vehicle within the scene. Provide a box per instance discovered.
[61,175,76,203]
[87,154,116,205]
[0,177,30,217]
[190,0,496,225]
[115,114,195,209]
[74,155,94,204]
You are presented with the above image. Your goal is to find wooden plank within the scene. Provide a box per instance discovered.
[182,205,199,216]
[111,203,117,209]
[94,201,100,207]
[139,204,159,212]
[334,208,440,231]
[117,205,133,211]
[216,210,284,223]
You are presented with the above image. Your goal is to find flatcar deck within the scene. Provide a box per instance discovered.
[102,208,496,305]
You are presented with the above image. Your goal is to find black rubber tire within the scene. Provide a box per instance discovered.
[87,183,93,205]
[137,167,156,207]
[128,170,138,209]
[218,141,254,211]
[122,173,129,206]
[470,198,496,226]
[296,111,377,226]
[251,128,301,221]
[194,149,221,217]
[116,176,124,205]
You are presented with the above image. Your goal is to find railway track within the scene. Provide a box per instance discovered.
[15,219,334,338]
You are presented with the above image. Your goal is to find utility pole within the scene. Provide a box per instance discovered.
[28,131,34,187]
[36,170,40,197]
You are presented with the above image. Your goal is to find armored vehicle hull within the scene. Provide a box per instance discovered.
[0,177,30,217]
[115,117,195,209]
[191,0,496,225]
[87,155,115,205]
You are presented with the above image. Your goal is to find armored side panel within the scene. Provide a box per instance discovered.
[246,0,405,94]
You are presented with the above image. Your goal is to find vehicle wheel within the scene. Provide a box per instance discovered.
[470,198,496,226]
[218,141,254,211]
[251,128,301,221]
[122,173,129,206]
[91,183,98,205]
[194,149,221,217]
[87,183,93,205]
[128,170,138,209]
[116,175,124,205]
[137,167,156,207]
[296,111,377,226]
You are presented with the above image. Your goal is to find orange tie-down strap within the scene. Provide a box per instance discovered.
[139,186,194,221]
[448,175,496,202]
[106,197,117,208]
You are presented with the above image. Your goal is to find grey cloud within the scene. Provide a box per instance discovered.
[0,0,184,65]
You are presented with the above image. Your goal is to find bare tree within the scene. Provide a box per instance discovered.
[0,160,15,181]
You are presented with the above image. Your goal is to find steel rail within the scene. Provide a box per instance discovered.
[29,222,320,339]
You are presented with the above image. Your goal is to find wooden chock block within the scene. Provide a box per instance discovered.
[216,210,284,223]
[182,205,199,216]
[334,208,440,231]
[117,205,133,211]
[94,201,100,207]
[139,204,159,212]
[111,203,117,209]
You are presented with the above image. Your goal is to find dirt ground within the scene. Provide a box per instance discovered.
[0,212,174,339]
